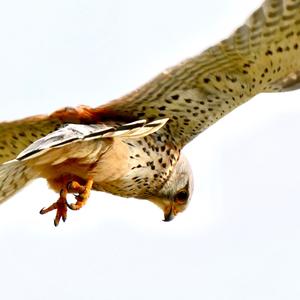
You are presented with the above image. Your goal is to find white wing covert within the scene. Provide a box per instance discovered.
[16,119,168,161]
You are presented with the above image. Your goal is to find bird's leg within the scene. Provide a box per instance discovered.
[67,177,94,211]
[40,177,94,226]
[40,188,68,227]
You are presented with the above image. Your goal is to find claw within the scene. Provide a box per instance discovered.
[40,188,68,227]
[66,201,76,210]
[68,195,84,210]
[67,178,93,211]
[40,203,58,215]
[40,177,94,226]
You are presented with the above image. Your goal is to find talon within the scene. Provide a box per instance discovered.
[68,195,86,210]
[67,178,94,211]
[67,202,78,211]
[40,202,58,215]
[40,188,68,226]
[40,177,94,226]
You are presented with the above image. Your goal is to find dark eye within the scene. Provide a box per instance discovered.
[174,190,189,204]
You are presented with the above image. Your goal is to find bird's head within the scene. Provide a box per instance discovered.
[150,154,193,221]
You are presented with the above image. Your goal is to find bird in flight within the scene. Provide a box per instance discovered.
[1,0,300,226]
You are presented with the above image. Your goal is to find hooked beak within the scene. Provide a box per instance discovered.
[163,201,175,222]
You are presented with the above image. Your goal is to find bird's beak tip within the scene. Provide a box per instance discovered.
[163,210,175,222]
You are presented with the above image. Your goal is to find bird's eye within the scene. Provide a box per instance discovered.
[174,190,189,204]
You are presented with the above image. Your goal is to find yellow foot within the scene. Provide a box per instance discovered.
[40,189,68,227]
[40,177,94,226]
[67,178,94,210]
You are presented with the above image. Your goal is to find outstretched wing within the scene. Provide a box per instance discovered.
[94,0,300,148]
[2,0,300,162]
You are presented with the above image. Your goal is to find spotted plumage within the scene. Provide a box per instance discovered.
[0,0,300,225]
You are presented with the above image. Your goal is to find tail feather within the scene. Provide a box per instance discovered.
[0,160,37,203]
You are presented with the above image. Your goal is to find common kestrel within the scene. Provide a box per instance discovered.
[1,0,300,226]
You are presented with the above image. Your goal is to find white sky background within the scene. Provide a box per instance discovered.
[1,0,300,299]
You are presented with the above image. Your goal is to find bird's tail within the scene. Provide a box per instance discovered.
[0,160,38,204]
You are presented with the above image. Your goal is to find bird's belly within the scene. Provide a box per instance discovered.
[28,138,129,192]
[93,137,180,199]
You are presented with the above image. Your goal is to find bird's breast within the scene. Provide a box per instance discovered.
[28,135,180,199]
[94,135,180,199]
